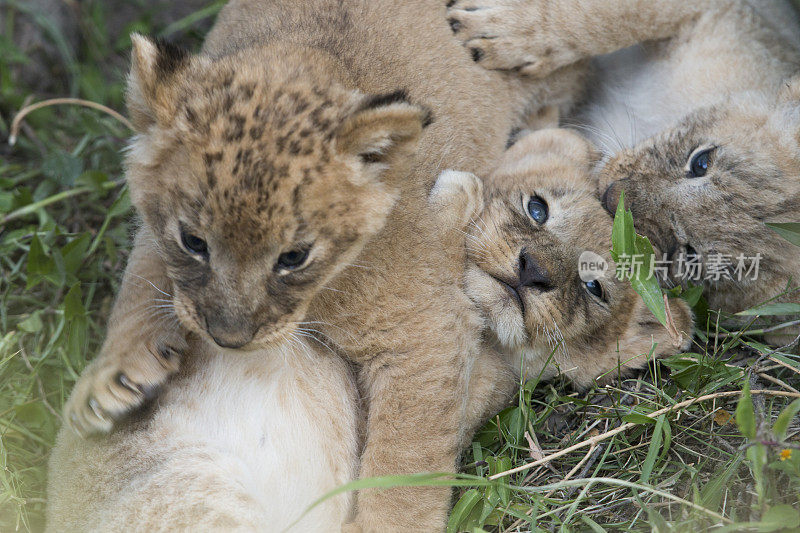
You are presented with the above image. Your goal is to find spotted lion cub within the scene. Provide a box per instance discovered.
[465,129,694,386]
[448,0,800,344]
[53,25,503,532]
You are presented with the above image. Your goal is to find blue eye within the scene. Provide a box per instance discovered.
[688,148,713,178]
[584,279,603,299]
[526,196,548,224]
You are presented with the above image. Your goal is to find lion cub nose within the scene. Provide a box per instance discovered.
[205,314,256,349]
[518,251,553,291]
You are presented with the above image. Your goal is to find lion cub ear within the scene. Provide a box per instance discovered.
[602,297,694,378]
[127,33,191,132]
[335,91,432,167]
[507,128,599,172]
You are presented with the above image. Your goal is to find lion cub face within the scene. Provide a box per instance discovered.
[598,89,800,314]
[466,130,693,387]
[124,36,429,349]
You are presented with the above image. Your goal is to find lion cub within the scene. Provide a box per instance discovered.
[447,0,800,343]
[464,129,694,385]
[53,27,498,530]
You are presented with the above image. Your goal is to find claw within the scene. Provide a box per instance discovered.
[88,397,109,422]
[115,372,144,396]
[151,344,181,371]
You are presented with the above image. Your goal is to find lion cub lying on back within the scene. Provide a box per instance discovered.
[461,129,694,386]
[448,0,800,344]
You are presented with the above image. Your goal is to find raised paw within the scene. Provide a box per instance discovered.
[65,339,184,436]
[429,169,484,230]
[446,0,581,78]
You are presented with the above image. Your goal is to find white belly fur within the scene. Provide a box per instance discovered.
[129,340,358,531]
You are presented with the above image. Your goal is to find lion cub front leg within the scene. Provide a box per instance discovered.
[65,229,187,436]
[447,0,718,77]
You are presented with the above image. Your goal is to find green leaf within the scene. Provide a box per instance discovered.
[766,222,800,247]
[42,150,84,187]
[622,413,657,425]
[76,170,110,193]
[680,284,705,307]
[736,303,800,316]
[61,233,92,278]
[447,489,482,533]
[630,278,667,326]
[773,398,800,440]
[700,455,743,511]
[736,381,756,440]
[63,283,86,320]
[611,191,635,258]
[64,284,88,368]
[26,234,55,288]
[760,504,800,532]
[17,311,43,333]
[0,190,13,213]
[494,457,512,505]
[505,406,525,445]
[659,418,672,463]
[640,415,665,484]
[107,188,132,218]
[610,192,668,326]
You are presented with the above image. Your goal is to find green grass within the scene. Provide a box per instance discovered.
[1,1,799,532]
[0,1,219,530]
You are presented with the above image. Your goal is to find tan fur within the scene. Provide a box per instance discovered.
[50,1,591,531]
[462,130,693,386]
[448,0,800,345]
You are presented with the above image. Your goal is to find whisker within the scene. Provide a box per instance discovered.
[127,274,173,298]
[293,330,338,357]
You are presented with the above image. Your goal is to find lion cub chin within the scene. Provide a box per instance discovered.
[465,130,694,387]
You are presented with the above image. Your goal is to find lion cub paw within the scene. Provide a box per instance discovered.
[447,0,581,78]
[65,338,185,436]
[429,169,484,229]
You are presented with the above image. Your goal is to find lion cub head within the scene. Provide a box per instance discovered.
[466,130,693,387]
[124,35,430,349]
[598,85,800,318]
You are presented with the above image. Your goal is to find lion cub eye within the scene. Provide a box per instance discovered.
[687,146,715,178]
[526,196,549,224]
[275,248,311,271]
[180,229,208,258]
[584,279,604,299]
